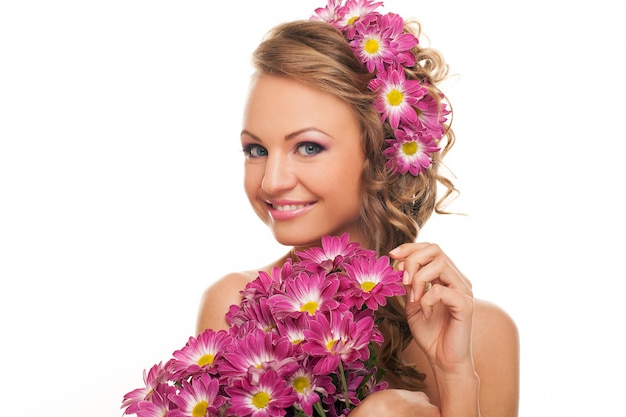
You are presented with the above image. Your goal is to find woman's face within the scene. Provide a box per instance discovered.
[241,74,366,248]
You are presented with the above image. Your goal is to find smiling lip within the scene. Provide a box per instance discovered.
[266,200,315,221]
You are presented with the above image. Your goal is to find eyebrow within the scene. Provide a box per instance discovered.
[240,127,332,142]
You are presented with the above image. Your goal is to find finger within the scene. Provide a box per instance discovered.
[389,243,430,278]
[391,243,449,281]
[391,242,473,295]
[407,261,470,308]
[405,282,432,304]
[389,242,431,259]
[419,284,474,321]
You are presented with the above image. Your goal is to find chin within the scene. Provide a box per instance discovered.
[271,229,324,249]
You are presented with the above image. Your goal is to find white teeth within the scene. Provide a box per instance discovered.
[273,204,306,211]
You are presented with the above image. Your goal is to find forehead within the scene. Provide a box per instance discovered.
[242,74,360,138]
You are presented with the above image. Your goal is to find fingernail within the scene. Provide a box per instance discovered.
[403,271,409,285]
[410,288,415,303]
[389,247,400,256]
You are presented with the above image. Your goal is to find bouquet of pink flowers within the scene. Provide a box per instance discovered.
[121,233,405,417]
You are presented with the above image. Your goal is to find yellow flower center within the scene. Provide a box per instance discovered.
[360,281,377,292]
[252,391,271,409]
[197,353,214,367]
[326,339,337,351]
[300,301,319,315]
[192,401,208,417]
[293,376,311,393]
[364,39,380,54]
[387,89,404,106]
[347,15,359,25]
[402,141,419,156]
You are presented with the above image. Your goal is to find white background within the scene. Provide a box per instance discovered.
[1,0,624,416]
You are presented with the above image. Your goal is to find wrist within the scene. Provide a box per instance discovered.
[433,366,480,417]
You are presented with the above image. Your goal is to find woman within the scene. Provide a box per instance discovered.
[197,2,519,416]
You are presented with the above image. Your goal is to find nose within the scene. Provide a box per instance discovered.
[261,153,297,194]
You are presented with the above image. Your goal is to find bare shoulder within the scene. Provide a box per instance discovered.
[195,271,257,334]
[472,298,519,366]
[472,299,520,417]
[473,298,518,340]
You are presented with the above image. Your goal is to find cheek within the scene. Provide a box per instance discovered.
[243,164,263,188]
[243,165,271,222]
[318,158,364,202]
[243,165,261,199]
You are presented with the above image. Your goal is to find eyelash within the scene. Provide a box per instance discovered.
[242,144,267,159]
[242,142,326,159]
[296,142,325,156]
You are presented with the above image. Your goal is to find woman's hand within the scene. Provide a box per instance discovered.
[348,389,440,417]
[389,242,475,377]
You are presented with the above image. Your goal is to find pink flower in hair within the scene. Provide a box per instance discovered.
[379,12,419,68]
[311,0,344,25]
[351,12,420,73]
[336,0,383,38]
[369,68,427,129]
[350,18,393,72]
[416,91,450,139]
[383,127,440,175]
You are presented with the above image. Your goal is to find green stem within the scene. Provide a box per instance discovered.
[313,400,327,417]
[338,361,351,410]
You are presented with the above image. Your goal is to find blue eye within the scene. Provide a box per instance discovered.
[243,144,268,159]
[296,142,324,156]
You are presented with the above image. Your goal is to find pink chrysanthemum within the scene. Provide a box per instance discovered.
[383,127,440,175]
[168,374,225,417]
[220,329,298,380]
[350,12,419,73]
[377,12,419,68]
[121,362,169,414]
[311,1,444,178]
[230,297,278,336]
[268,271,341,319]
[336,0,383,38]
[343,254,404,310]
[123,231,402,417]
[311,0,343,24]
[350,19,393,72]
[301,310,374,375]
[226,371,297,417]
[241,261,294,302]
[275,315,309,353]
[296,232,370,273]
[369,69,427,129]
[415,91,449,139]
[168,329,231,379]
[288,365,335,416]
[133,384,177,417]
